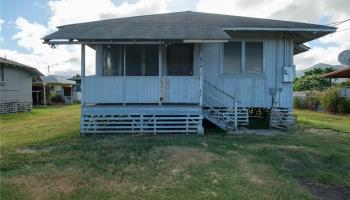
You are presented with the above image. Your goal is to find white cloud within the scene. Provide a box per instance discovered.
[196,0,291,19]
[1,0,170,76]
[196,0,350,69]
[47,0,169,28]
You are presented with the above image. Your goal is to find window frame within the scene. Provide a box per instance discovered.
[220,40,265,77]
[0,66,5,82]
[166,43,194,76]
[102,44,160,77]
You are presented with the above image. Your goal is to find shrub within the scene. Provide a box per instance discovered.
[305,95,321,111]
[293,97,306,109]
[51,95,64,104]
[337,98,350,114]
[321,87,350,113]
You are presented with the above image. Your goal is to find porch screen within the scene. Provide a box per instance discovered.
[144,45,159,76]
[223,42,241,74]
[0,66,4,81]
[166,44,193,76]
[245,42,263,74]
[126,45,142,76]
[103,45,123,76]
[125,45,159,76]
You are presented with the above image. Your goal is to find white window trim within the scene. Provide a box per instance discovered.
[220,40,265,77]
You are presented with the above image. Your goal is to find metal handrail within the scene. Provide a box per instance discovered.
[203,79,239,131]
[203,79,241,104]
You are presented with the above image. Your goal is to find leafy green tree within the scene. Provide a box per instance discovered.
[293,68,334,91]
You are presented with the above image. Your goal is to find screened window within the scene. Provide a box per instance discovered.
[0,66,4,81]
[223,42,241,74]
[125,45,142,76]
[144,45,159,76]
[245,42,263,74]
[222,41,263,75]
[103,45,123,76]
[167,44,193,76]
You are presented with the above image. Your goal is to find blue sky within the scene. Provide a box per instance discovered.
[1,0,49,51]
[0,0,349,76]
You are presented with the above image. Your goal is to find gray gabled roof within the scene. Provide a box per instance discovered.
[43,11,336,44]
[0,57,43,77]
[42,75,75,85]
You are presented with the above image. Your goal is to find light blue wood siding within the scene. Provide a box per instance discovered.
[163,76,200,103]
[202,33,293,108]
[82,76,123,104]
[82,75,200,104]
[125,76,159,103]
[84,35,293,108]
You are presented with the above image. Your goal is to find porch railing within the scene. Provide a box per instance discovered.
[81,75,200,105]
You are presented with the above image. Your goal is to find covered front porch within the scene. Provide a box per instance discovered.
[80,43,203,106]
[79,42,204,134]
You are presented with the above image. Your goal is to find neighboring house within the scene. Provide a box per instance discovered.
[43,11,335,134]
[33,75,76,105]
[0,57,43,114]
[323,67,350,79]
[68,75,81,102]
[323,67,350,99]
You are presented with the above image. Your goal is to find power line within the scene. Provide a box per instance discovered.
[326,18,350,26]
[336,27,350,33]
[326,27,350,36]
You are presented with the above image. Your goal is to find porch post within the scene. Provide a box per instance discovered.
[158,44,162,106]
[199,44,203,107]
[81,44,85,77]
[43,83,47,107]
[81,44,85,106]
[123,44,126,106]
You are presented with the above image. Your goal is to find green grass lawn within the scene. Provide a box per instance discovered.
[1,105,350,200]
[294,109,350,133]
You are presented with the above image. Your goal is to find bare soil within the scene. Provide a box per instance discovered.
[299,179,350,200]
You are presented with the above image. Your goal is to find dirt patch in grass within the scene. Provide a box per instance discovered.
[16,147,54,154]
[236,155,266,185]
[299,179,350,200]
[250,144,320,155]
[4,167,134,199]
[305,128,347,136]
[155,146,220,172]
[6,168,80,200]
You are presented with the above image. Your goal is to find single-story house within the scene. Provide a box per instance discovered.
[43,11,335,134]
[323,66,350,99]
[33,75,76,105]
[68,75,81,102]
[0,57,43,114]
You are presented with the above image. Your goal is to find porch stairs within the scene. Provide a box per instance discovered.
[202,80,248,133]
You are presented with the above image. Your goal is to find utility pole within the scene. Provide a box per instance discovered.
[48,65,50,75]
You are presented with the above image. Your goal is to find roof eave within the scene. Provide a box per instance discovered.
[43,38,231,45]
[222,27,336,32]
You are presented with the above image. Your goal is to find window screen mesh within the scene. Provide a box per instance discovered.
[126,45,142,76]
[144,45,159,76]
[103,45,123,76]
[166,44,193,76]
[245,42,263,74]
[223,42,242,74]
